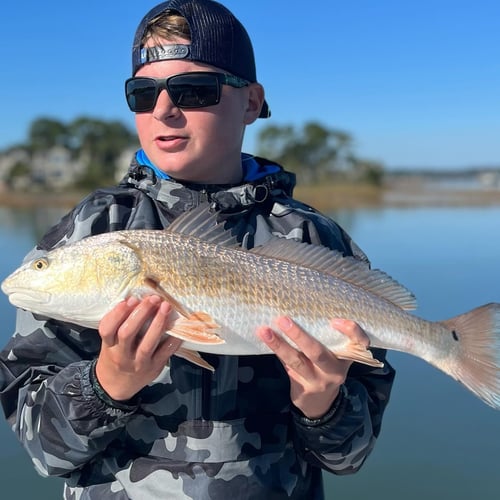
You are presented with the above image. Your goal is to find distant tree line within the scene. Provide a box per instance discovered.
[256,121,384,186]
[3,117,383,190]
[3,117,138,189]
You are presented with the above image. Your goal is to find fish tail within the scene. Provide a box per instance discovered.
[439,303,500,409]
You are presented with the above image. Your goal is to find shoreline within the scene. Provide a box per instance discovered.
[1,183,500,211]
[0,190,89,209]
[295,183,500,210]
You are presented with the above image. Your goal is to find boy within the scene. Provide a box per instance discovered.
[0,1,395,498]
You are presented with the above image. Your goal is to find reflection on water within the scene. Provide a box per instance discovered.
[0,206,68,498]
[0,205,499,499]
[326,206,500,499]
[0,205,67,249]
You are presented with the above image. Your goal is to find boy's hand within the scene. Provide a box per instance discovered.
[95,295,182,401]
[256,317,369,419]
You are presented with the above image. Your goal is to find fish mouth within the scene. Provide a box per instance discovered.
[6,290,51,308]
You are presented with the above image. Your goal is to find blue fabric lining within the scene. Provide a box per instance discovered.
[134,149,280,182]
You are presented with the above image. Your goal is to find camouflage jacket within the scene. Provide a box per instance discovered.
[0,154,395,499]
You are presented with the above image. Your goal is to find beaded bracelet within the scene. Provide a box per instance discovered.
[89,359,139,412]
[296,384,348,427]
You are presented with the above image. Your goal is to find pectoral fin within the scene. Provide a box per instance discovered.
[334,343,385,368]
[142,277,224,345]
[144,277,192,317]
[168,312,225,345]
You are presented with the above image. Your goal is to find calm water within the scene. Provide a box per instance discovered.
[0,205,499,499]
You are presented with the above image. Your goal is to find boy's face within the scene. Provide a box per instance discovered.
[134,44,264,184]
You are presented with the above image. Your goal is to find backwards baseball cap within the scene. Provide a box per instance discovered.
[132,0,270,118]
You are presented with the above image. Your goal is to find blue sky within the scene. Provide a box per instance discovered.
[2,0,500,169]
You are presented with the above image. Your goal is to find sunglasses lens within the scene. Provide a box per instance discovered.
[125,74,224,112]
[167,74,220,108]
[126,79,157,112]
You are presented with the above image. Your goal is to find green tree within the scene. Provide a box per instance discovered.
[350,158,385,186]
[28,118,68,152]
[6,160,31,186]
[68,117,138,186]
[256,121,384,185]
[256,124,295,163]
[20,115,139,190]
[256,121,354,183]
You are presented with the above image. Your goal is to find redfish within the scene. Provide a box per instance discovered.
[2,206,500,409]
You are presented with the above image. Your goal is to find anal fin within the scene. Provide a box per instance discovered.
[174,348,215,372]
[334,343,385,368]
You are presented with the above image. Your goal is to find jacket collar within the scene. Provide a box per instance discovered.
[123,154,296,212]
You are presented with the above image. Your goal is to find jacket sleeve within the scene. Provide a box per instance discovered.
[0,191,142,477]
[292,349,395,474]
[0,309,138,477]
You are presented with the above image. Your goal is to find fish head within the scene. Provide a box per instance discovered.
[1,234,143,327]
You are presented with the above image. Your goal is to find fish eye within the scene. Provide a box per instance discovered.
[33,258,49,271]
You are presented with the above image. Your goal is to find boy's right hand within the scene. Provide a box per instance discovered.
[95,295,181,401]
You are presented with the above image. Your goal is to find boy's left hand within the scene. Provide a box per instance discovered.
[256,317,369,420]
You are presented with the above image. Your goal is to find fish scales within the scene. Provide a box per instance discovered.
[105,230,469,363]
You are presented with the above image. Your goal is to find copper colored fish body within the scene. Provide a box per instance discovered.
[2,206,500,409]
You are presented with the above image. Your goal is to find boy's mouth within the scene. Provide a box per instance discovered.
[155,135,188,150]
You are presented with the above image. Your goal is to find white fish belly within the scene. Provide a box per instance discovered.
[173,296,343,355]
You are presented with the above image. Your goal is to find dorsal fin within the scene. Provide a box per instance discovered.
[167,204,417,311]
[251,238,417,311]
[166,204,239,247]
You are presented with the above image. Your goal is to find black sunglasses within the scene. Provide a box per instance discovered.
[125,71,250,113]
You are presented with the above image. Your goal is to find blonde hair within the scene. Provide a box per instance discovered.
[141,12,191,45]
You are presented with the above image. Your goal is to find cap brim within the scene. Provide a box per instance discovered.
[259,100,271,119]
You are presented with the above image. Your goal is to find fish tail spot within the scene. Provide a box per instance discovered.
[439,303,500,409]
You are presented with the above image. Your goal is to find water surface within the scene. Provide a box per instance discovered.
[0,205,499,499]
[326,206,500,499]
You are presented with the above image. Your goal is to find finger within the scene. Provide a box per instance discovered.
[330,318,370,346]
[256,326,314,378]
[274,316,333,368]
[153,335,183,365]
[99,296,140,347]
[135,301,176,361]
[117,296,163,348]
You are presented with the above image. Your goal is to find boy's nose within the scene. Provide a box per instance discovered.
[152,89,181,120]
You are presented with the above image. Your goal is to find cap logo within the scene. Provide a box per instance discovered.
[140,44,191,64]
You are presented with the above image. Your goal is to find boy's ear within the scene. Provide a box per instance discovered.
[244,83,266,124]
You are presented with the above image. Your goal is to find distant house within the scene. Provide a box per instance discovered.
[0,147,30,174]
[0,147,31,190]
[31,146,85,189]
[115,147,138,182]
[479,171,500,189]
